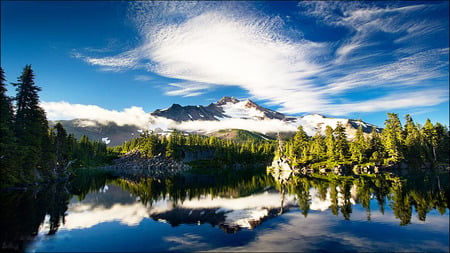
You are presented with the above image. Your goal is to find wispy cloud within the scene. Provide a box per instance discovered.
[321,88,449,116]
[75,1,449,116]
[134,75,153,82]
[165,82,212,97]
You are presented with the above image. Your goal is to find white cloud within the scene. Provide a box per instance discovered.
[178,118,298,134]
[79,3,328,112]
[41,101,149,129]
[165,82,212,97]
[63,202,147,230]
[148,115,298,134]
[321,88,449,116]
[76,1,448,116]
[41,101,299,134]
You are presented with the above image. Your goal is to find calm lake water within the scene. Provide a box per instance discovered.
[1,168,448,252]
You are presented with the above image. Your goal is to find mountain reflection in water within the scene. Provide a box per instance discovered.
[1,168,448,252]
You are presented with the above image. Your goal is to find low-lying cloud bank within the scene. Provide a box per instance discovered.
[150,116,298,134]
[41,101,150,129]
[42,101,298,134]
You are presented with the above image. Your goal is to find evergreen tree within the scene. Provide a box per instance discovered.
[166,130,177,158]
[350,125,368,163]
[381,113,404,164]
[325,126,335,160]
[368,127,383,164]
[334,122,349,162]
[13,65,50,181]
[55,122,69,172]
[403,114,423,166]
[434,122,450,164]
[431,122,449,164]
[0,67,18,186]
[292,126,310,163]
[421,119,438,163]
[309,132,326,163]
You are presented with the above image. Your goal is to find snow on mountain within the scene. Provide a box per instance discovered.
[52,97,381,145]
[151,96,286,122]
[219,100,264,119]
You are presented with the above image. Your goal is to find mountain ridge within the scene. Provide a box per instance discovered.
[151,96,287,122]
[51,96,382,146]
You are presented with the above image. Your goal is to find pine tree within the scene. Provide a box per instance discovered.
[55,122,69,172]
[325,126,335,161]
[13,65,50,181]
[166,130,177,158]
[334,122,349,162]
[292,126,310,163]
[433,123,449,164]
[421,119,438,163]
[0,67,18,186]
[309,132,326,163]
[403,114,422,166]
[368,127,383,164]
[350,125,368,163]
[381,113,404,164]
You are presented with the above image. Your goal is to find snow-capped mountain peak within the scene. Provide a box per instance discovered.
[53,97,382,146]
[151,96,286,122]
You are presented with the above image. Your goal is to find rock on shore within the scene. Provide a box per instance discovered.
[99,150,191,180]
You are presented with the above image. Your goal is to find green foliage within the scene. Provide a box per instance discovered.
[292,126,310,164]
[281,113,448,170]
[12,65,50,181]
[0,67,18,186]
[350,125,369,163]
[0,66,115,189]
[114,130,276,170]
[333,122,349,162]
[381,113,404,164]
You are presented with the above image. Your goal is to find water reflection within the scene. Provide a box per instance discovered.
[0,167,448,252]
[0,182,71,252]
[268,168,449,225]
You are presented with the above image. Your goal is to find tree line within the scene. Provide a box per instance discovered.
[0,66,113,188]
[112,129,276,166]
[281,113,449,169]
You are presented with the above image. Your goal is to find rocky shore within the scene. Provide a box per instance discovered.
[98,150,191,180]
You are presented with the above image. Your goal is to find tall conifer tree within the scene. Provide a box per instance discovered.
[334,122,349,162]
[13,65,49,180]
[403,114,422,166]
[0,67,18,185]
[381,113,404,164]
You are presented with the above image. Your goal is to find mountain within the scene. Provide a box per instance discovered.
[49,119,142,146]
[208,129,274,142]
[52,97,381,146]
[150,96,381,139]
[151,96,287,121]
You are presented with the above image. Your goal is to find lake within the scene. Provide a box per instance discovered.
[1,168,448,252]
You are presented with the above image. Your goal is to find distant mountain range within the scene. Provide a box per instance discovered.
[51,96,381,146]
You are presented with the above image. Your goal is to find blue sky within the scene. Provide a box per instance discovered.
[1,1,448,127]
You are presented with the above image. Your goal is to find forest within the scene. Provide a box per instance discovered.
[278,114,449,169]
[0,66,113,188]
[1,65,449,189]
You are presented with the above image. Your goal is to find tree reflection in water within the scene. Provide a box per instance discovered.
[0,167,448,252]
